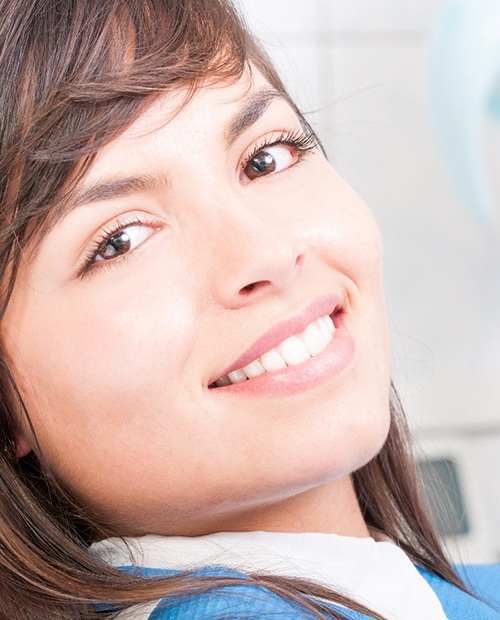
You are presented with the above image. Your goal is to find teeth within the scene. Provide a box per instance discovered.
[278,335,311,365]
[260,349,287,371]
[215,375,232,387]
[241,359,266,378]
[301,320,330,356]
[227,369,247,384]
[213,314,336,387]
[320,315,335,336]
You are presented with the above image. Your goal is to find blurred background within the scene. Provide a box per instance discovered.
[235,0,500,564]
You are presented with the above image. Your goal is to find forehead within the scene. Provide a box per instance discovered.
[76,68,287,190]
[32,67,293,235]
[107,68,272,144]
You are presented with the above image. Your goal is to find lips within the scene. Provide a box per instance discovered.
[208,294,347,389]
[212,314,336,387]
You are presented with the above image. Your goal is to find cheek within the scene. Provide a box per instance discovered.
[5,271,199,457]
[288,163,384,286]
[319,193,382,280]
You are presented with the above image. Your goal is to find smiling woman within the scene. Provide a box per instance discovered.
[0,1,498,620]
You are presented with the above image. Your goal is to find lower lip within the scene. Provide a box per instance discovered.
[210,318,355,397]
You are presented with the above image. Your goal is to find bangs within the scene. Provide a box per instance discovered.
[18,0,250,162]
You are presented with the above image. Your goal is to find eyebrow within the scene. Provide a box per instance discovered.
[66,87,286,213]
[70,173,169,209]
[224,87,284,149]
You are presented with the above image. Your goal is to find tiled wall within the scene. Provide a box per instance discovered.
[238,0,500,434]
[237,0,500,560]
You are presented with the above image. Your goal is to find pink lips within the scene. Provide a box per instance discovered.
[209,293,355,396]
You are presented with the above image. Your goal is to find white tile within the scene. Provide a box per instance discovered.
[234,0,323,40]
[468,435,500,556]
[236,0,441,37]
[331,0,440,34]
[258,43,327,117]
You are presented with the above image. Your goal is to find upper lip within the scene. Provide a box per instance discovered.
[209,293,342,384]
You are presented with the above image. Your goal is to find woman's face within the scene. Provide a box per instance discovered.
[4,69,391,536]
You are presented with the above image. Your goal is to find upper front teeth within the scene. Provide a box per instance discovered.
[215,315,335,387]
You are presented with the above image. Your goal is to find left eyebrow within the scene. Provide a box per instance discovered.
[70,173,169,209]
[224,87,286,149]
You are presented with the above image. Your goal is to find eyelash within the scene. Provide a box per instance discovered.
[240,128,319,175]
[78,216,163,278]
[78,128,319,279]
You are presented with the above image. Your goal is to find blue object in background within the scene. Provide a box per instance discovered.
[429,0,500,221]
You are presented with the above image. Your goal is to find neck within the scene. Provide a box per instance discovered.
[199,476,370,538]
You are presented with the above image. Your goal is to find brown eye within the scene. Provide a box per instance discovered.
[97,230,131,260]
[242,144,295,182]
[94,225,156,264]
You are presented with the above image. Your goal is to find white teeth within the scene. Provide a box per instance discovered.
[242,359,266,378]
[213,314,337,387]
[227,369,247,384]
[278,335,311,365]
[260,348,287,371]
[301,320,330,356]
[321,315,335,335]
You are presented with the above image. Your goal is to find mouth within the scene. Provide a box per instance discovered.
[208,297,345,389]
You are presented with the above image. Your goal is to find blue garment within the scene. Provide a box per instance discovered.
[120,564,500,619]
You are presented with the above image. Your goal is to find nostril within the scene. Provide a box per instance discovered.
[295,253,304,272]
[239,280,270,296]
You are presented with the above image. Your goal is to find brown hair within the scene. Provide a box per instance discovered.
[0,1,465,618]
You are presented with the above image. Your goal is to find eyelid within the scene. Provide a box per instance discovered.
[76,214,164,279]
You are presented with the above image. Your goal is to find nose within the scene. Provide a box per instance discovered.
[208,205,306,309]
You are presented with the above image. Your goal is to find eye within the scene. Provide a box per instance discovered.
[240,129,319,184]
[242,144,295,182]
[80,219,162,277]
[94,224,156,263]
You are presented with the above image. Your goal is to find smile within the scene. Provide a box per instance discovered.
[208,294,355,395]
[211,315,335,387]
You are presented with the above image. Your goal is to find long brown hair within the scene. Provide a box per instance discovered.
[0,1,465,618]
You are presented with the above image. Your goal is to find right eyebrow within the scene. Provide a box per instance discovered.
[224,87,285,149]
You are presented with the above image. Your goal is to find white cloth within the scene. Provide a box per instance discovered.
[91,530,449,620]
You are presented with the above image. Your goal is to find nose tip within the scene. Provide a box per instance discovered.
[213,239,306,309]
[238,252,304,296]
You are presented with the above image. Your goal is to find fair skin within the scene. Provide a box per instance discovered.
[3,69,391,538]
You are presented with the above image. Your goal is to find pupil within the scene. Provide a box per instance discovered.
[251,151,276,174]
[102,231,130,258]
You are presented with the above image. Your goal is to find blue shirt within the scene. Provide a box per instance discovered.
[118,563,500,619]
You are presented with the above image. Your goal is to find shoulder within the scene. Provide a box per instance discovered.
[455,564,500,612]
[148,567,304,620]
[119,566,369,620]
[417,564,500,619]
